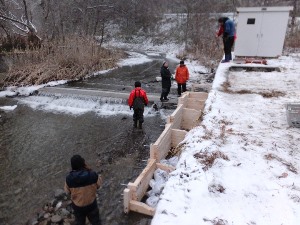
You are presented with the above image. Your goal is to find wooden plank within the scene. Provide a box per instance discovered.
[182,108,201,130]
[133,159,157,201]
[189,92,208,100]
[166,116,171,124]
[150,143,158,160]
[129,200,156,216]
[178,92,189,107]
[170,104,183,129]
[187,98,205,111]
[171,129,188,147]
[123,188,131,213]
[157,124,172,160]
[156,163,176,173]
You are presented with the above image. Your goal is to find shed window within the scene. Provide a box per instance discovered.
[247,18,255,25]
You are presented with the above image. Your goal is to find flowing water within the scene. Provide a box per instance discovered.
[0,54,179,225]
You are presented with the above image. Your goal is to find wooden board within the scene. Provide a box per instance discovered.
[156,163,176,173]
[170,104,183,129]
[150,123,172,161]
[187,98,205,111]
[182,108,201,130]
[132,159,157,201]
[189,92,208,100]
[178,93,189,107]
[129,200,156,216]
[123,188,131,213]
[171,129,188,147]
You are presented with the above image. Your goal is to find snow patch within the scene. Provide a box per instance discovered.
[152,55,300,225]
[0,105,17,111]
[0,80,68,98]
[117,51,153,67]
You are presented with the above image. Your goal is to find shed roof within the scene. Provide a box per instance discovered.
[237,6,293,13]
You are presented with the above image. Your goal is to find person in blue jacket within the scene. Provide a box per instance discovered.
[217,17,235,63]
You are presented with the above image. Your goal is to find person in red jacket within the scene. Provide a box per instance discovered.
[128,81,149,129]
[175,60,189,96]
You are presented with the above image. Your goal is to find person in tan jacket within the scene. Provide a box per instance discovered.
[65,155,102,225]
[175,60,189,96]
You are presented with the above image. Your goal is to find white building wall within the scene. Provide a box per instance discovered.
[234,7,293,57]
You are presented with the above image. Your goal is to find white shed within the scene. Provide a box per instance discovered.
[234,7,293,57]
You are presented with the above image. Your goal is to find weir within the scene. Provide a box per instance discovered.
[37,87,178,105]
[123,91,208,216]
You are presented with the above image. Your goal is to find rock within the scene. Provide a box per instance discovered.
[43,213,50,219]
[54,189,66,200]
[63,218,75,224]
[14,188,22,194]
[51,215,62,223]
[50,199,58,207]
[38,220,50,225]
[55,201,62,211]
[58,208,70,217]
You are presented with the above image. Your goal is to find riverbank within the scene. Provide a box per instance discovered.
[152,54,300,225]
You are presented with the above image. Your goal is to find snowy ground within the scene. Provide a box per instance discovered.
[152,54,300,225]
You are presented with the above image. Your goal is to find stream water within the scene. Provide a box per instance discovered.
[0,54,179,225]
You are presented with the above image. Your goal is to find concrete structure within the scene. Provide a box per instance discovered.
[235,7,293,57]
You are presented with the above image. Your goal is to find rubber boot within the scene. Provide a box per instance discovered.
[133,120,137,128]
[138,122,142,129]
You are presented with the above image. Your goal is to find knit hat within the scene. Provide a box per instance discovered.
[135,81,141,87]
[162,61,167,67]
[71,155,85,170]
[180,60,184,65]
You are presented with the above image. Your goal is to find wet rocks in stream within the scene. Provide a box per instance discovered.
[27,189,75,225]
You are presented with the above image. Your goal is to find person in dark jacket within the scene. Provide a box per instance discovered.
[160,61,172,102]
[217,17,235,63]
[128,81,149,129]
[65,155,102,225]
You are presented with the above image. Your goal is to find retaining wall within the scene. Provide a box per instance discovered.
[123,91,208,216]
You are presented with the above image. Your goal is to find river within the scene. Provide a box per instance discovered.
[0,54,179,225]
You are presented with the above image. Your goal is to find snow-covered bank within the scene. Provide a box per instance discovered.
[152,55,300,225]
[0,50,156,100]
[0,80,68,98]
[0,105,17,111]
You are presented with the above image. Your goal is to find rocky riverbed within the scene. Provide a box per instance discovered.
[27,188,109,225]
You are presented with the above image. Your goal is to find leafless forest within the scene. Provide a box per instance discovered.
[0,0,299,86]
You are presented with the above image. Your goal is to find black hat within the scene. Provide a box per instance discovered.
[71,155,85,170]
[180,60,184,65]
[135,81,141,87]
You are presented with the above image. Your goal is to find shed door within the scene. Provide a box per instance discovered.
[235,12,263,57]
[256,11,289,57]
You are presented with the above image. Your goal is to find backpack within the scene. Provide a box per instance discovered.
[133,90,145,110]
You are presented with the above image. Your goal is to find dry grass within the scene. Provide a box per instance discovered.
[284,27,300,53]
[203,217,229,225]
[264,153,298,174]
[221,80,286,98]
[3,36,124,86]
[194,150,229,171]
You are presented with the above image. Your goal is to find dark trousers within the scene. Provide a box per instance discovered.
[160,87,170,100]
[223,36,234,60]
[74,205,101,225]
[177,83,186,95]
[133,108,144,124]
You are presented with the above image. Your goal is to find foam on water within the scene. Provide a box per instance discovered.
[18,95,169,119]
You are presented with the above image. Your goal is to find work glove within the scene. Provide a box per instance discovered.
[130,106,132,110]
